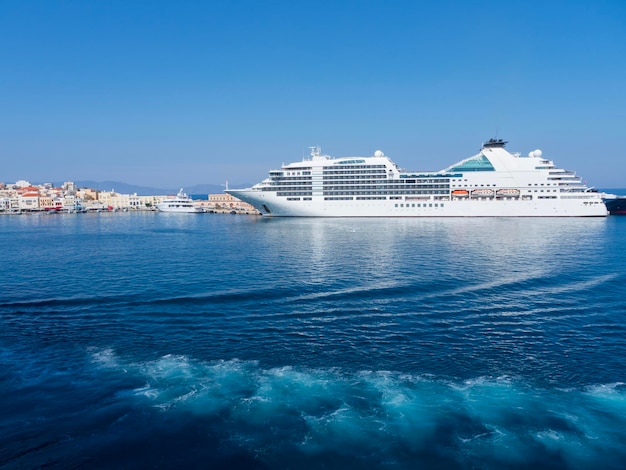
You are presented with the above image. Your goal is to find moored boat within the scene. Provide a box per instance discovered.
[226,139,607,217]
[156,189,203,213]
[602,194,626,215]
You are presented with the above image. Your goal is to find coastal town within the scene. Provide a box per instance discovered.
[0,180,260,215]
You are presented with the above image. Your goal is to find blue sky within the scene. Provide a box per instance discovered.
[1,0,625,188]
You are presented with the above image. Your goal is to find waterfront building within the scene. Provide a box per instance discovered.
[205,193,259,213]
[14,180,31,188]
[38,196,55,210]
[77,188,99,202]
[62,195,78,211]
[137,195,159,208]
[18,192,40,211]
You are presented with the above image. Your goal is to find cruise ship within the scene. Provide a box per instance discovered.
[226,139,607,217]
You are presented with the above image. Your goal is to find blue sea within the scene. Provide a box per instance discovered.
[1,212,626,469]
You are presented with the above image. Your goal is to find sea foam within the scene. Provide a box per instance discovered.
[86,350,626,469]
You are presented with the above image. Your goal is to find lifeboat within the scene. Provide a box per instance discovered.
[451,189,469,197]
[471,189,495,197]
[496,188,520,197]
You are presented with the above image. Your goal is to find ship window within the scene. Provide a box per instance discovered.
[447,155,495,172]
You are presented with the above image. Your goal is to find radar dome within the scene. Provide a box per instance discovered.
[528,149,543,158]
[374,150,384,157]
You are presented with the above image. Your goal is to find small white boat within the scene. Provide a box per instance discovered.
[156,189,203,213]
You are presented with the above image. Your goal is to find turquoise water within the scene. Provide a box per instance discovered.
[1,213,626,469]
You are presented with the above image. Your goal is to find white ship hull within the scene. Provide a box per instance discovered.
[156,189,203,213]
[228,190,606,217]
[156,205,202,213]
[226,141,608,218]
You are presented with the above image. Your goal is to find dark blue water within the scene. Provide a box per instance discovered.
[1,212,625,469]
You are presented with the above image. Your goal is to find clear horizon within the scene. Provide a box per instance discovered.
[2,0,625,187]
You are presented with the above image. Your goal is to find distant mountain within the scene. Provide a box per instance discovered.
[73,181,226,196]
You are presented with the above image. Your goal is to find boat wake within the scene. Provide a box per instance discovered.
[82,350,626,469]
